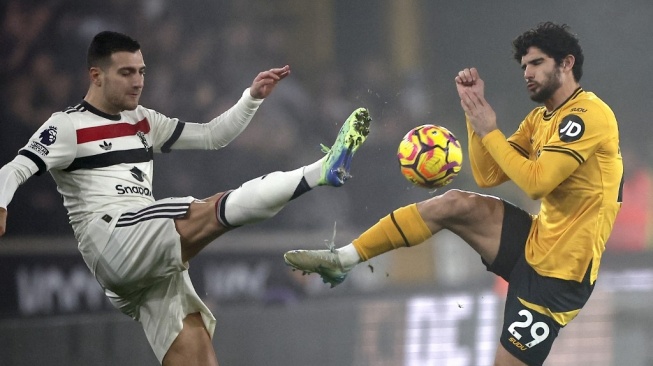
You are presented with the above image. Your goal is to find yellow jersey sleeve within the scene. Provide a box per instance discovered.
[466,118,509,187]
[481,130,581,200]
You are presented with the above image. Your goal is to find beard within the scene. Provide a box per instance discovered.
[529,68,562,103]
[107,93,139,112]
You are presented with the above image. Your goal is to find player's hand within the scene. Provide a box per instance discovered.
[455,67,497,137]
[455,67,485,98]
[0,208,7,237]
[249,65,291,99]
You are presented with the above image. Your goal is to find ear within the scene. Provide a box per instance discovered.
[562,55,575,70]
[89,67,102,87]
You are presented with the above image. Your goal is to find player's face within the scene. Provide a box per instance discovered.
[100,51,145,113]
[521,47,562,103]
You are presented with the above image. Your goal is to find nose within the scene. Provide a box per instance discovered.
[523,65,533,81]
[133,74,144,89]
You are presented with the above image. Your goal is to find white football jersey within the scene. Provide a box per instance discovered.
[18,101,184,233]
[1,88,261,238]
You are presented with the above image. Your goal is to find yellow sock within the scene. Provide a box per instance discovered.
[352,203,432,261]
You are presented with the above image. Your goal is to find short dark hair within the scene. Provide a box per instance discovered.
[512,22,584,82]
[87,31,141,69]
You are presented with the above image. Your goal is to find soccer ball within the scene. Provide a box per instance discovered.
[397,124,463,189]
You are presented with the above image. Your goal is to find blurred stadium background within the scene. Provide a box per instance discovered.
[1,0,652,365]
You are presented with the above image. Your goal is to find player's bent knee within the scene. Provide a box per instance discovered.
[420,189,477,219]
[441,189,478,214]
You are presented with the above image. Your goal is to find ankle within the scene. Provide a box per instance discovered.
[336,244,361,269]
[303,157,325,188]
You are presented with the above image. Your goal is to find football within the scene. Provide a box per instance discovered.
[397,124,463,189]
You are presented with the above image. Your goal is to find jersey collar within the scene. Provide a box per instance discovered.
[543,87,584,119]
[81,100,122,121]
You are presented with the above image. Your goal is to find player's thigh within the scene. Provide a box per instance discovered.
[417,189,504,263]
[499,256,593,365]
[494,344,528,366]
[175,192,231,261]
[138,271,217,363]
[163,313,218,366]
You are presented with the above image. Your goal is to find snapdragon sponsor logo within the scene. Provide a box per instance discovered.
[116,184,152,196]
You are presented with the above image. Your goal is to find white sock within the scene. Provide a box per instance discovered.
[303,156,325,188]
[337,243,362,269]
[222,168,303,226]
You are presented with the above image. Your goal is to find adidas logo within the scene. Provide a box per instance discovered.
[99,141,112,151]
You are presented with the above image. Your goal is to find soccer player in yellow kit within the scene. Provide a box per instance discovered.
[284,22,623,365]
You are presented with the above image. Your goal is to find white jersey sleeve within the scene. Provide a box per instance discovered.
[17,112,78,174]
[0,155,38,209]
[0,113,76,209]
[160,88,263,151]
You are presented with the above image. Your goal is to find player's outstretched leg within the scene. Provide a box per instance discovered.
[282,108,371,287]
[318,107,371,187]
[215,108,371,229]
[284,248,350,288]
[284,203,432,288]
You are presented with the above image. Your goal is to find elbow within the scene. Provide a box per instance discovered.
[472,172,504,188]
[526,191,545,200]
[524,186,552,200]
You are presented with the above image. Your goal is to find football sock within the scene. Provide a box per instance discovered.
[218,163,322,227]
[337,244,362,269]
[351,203,432,261]
[303,157,325,188]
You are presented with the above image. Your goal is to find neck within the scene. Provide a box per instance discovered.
[84,89,121,115]
[544,81,581,112]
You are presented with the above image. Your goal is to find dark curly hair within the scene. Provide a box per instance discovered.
[512,22,584,82]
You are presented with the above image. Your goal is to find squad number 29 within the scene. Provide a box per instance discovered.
[507,309,550,348]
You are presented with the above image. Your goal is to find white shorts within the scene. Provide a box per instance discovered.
[78,197,216,363]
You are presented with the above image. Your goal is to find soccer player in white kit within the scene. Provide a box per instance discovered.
[0,31,371,365]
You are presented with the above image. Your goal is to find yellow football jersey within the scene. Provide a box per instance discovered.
[468,88,623,283]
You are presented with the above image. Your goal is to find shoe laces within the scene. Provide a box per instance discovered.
[320,143,331,154]
[324,221,337,253]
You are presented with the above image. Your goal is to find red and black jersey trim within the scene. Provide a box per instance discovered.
[76,119,150,143]
[116,201,191,227]
[64,148,154,172]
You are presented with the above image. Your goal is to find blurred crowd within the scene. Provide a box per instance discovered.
[0,0,650,251]
[0,0,438,236]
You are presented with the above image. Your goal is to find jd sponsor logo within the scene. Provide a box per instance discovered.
[558,114,585,142]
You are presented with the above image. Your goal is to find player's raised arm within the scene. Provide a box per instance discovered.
[454,68,508,187]
[455,68,498,138]
[162,65,293,151]
[249,65,291,99]
[0,157,39,238]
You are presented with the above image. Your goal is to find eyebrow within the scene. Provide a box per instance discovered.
[117,65,146,73]
[521,57,545,70]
